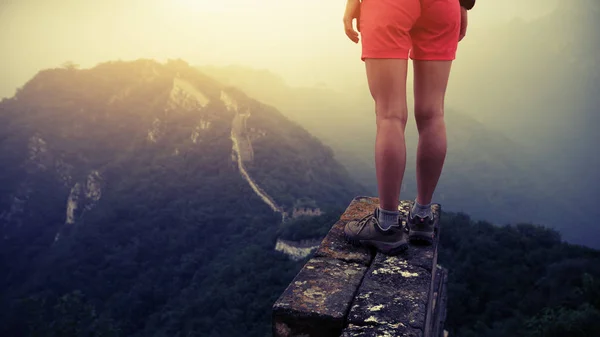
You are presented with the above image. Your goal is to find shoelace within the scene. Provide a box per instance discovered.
[355,212,376,232]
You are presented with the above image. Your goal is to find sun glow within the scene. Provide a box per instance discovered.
[172,0,256,14]
[0,0,564,99]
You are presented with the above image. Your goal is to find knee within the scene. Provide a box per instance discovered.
[414,105,444,128]
[376,114,408,132]
[376,107,408,128]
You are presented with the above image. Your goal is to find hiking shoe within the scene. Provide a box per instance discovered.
[407,208,435,244]
[344,209,408,255]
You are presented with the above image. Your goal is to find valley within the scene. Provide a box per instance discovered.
[0,58,598,337]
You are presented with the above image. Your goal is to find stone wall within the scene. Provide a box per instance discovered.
[272,196,447,337]
[292,207,323,218]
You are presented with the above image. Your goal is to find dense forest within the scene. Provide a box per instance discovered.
[3,207,599,336]
[438,212,600,336]
[0,60,598,336]
[0,60,363,336]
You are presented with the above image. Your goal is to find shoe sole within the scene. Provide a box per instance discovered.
[408,230,434,245]
[344,233,408,256]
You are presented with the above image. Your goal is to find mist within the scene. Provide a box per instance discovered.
[2,2,600,335]
[1,0,559,98]
[2,0,598,244]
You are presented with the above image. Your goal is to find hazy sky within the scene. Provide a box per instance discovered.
[1,0,559,98]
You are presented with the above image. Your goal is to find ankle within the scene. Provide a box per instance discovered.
[411,199,433,218]
[415,197,432,206]
[377,207,400,230]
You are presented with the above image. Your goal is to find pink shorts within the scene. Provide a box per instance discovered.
[360,0,461,61]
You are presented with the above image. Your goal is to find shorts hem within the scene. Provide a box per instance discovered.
[410,55,457,61]
[410,49,457,61]
[361,48,410,61]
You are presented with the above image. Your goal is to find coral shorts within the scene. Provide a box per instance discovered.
[360,0,461,61]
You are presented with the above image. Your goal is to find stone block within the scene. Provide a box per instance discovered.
[273,197,446,337]
[314,196,380,266]
[342,323,423,337]
[313,219,374,266]
[346,254,432,334]
[273,257,368,337]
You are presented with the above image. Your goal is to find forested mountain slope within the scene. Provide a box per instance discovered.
[0,59,364,336]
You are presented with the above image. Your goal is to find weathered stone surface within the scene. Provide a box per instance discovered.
[339,196,379,222]
[314,196,378,266]
[273,257,368,337]
[342,323,423,337]
[272,197,446,337]
[346,254,432,332]
[314,219,374,266]
[430,266,448,337]
[400,201,441,272]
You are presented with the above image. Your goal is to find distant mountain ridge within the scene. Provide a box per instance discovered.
[451,0,600,209]
[0,59,365,336]
[0,59,598,337]
[198,65,375,183]
[197,1,600,248]
[198,64,598,247]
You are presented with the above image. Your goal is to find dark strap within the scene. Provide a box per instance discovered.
[460,0,476,10]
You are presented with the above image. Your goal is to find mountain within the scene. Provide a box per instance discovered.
[198,65,375,183]
[1,59,599,336]
[0,59,365,336]
[198,65,598,248]
[450,0,600,206]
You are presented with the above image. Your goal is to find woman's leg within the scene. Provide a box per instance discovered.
[343,60,411,255]
[406,0,460,243]
[413,60,452,206]
[366,59,409,213]
[343,0,420,255]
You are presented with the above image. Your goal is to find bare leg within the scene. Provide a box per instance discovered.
[365,59,409,212]
[413,60,453,205]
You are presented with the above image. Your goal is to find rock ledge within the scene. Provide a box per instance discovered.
[272,197,448,337]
